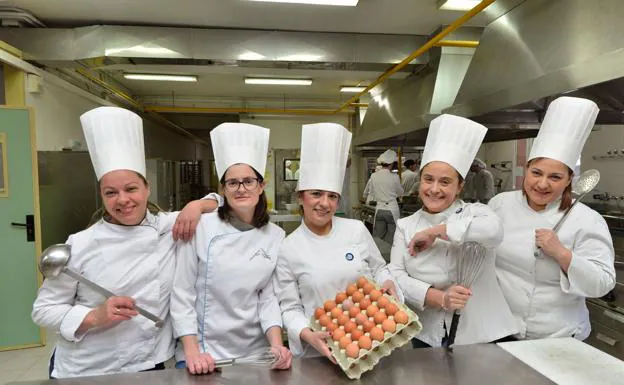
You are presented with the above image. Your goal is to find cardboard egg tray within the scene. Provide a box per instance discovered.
[310,278,422,380]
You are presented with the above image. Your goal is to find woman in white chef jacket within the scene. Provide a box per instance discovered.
[366,150,404,244]
[31,107,220,379]
[171,123,292,374]
[274,123,399,361]
[389,115,518,348]
[489,97,616,341]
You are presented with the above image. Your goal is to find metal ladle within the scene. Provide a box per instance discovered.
[534,169,601,257]
[39,244,164,327]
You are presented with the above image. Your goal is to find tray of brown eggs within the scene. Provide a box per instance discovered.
[310,277,422,380]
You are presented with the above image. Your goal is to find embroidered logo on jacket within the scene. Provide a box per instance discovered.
[345,252,354,261]
[250,248,271,261]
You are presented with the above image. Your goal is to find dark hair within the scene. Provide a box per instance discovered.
[88,172,161,227]
[523,158,573,211]
[218,166,269,228]
[404,159,416,168]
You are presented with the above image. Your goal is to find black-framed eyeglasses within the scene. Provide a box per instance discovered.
[224,177,260,192]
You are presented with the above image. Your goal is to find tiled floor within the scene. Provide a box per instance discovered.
[0,331,55,385]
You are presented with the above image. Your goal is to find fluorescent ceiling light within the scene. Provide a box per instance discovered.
[123,73,198,82]
[249,0,358,6]
[245,78,312,85]
[437,0,481,11]
[340,86,366,93]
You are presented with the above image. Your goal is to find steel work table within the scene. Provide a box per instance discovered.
[8,344,555,385]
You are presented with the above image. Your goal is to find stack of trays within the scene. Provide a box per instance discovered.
[310,277,422,379]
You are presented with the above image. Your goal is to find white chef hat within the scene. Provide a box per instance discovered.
[211,122,270,180]
[528,96,598,170]
[297,123,352,195]
[80,107,145,180]
[377,149,397,165]
[420,114,487,178]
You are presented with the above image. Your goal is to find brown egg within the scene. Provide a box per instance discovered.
[346,284,358,296]
[374,311,388,324]
[370,326,385,341]
[348,306,361,318]
[355,313,368,325]
[346,343,360,358]
[363,283,375,295]
[330,307,343,319]
[337,314,350,326]
[369,289,382,301]
[335,292,348,304]
[394,310,409,325]
[343,321,357,333]
[350,328,363,341]
[339,336,352,349]
[351,291,364,303]
[366,304,379,317]
[358,297,372,310]
[342,299,354,311]
[384,303,398,316]
[358,335,372,350]
[376,296,390,308]
[324,300,337,312]
[319,314,331,327]
[332,328,346,342]
[314,307,326,320]
[382,319,397,333]
[356,277,368,288]
[362,320,375,332]
[326,322,339,332]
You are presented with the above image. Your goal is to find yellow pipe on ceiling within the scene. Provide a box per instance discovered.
[334,0,495,113]
[435,40,480,48]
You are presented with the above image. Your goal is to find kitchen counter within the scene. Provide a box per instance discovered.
[8,344,555,385]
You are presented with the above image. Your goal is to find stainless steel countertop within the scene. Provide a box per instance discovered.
[8,344,555,385]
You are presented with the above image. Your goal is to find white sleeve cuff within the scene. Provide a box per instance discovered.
[172,318,199,339]
[446,216,471,244]
[60,305,93,342]
[201,193,224,207]
[286,317,311,357]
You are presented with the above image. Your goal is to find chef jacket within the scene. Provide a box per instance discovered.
[389,200,518,346]
[489,190,615,340]
[171,212,285,360]
[274,217,398,357]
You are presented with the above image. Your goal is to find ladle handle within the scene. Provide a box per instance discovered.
[62,268,164,328]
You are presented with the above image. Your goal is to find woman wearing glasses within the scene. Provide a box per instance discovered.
[171,123,292,374]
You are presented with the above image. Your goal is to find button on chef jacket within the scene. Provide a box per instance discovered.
[32,212,180,378]
[389,201,518,346]
[489,190,615,340]
[171,212,285,360]
[274,216,398,357]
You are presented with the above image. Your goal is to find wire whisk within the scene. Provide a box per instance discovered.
[215,348,278,368]
[446,241,488,349]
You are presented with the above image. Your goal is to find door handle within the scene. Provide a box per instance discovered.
[10,214,35,242]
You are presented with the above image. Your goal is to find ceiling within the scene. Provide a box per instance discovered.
[3,0,487,34]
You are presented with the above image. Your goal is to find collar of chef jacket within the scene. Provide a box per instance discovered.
[419,199,463,226]
[300,216,337,239]
[516,189,563,214]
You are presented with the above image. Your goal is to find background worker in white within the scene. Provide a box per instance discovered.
[274,123,400,362]
[32,107,219,379]
[368,150,404,244]
[468,158,495,203]
[171,123,292,375]
[389,114,517,348]
[401,159,419,197]
[489,97,616,341]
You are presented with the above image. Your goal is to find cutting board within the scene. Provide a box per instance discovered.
[497,337,624,385]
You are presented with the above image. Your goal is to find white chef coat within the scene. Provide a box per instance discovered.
[171,212,285,361]
[32,212,178,378]
[401,169,419,197]
[389,200,518,347]
[489,190,616,340]
[274,217,398,357]
[367,168,403,221]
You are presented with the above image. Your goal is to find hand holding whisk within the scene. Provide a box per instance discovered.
[186,347,290,375]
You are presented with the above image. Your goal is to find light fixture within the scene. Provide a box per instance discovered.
[249,0,358,6]
[123,73,198,82]
[245,78,312,85]
[436,0,481,11]
[340,86,366,93]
